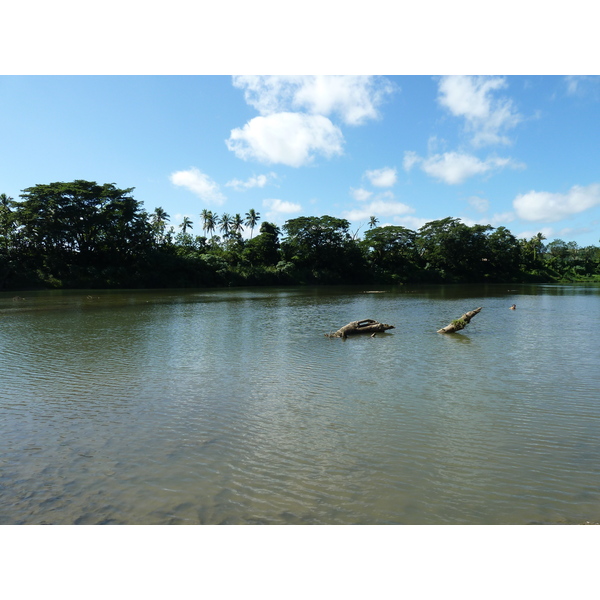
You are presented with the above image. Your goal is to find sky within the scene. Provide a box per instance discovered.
[2,74,599,246]
[2,2,598,251]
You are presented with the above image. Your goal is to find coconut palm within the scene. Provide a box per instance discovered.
[244,208,261,238]
[151,207,170,243]
[180,216,193,234]
[232,213,244,237]
[219,213,232,238]
[200,209,211,235]
[203,210,217,238]
[0,193,14,208]
[368,215,379,229]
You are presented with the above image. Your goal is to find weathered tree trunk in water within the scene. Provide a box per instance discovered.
[437,307,483,334]
[326,319,395,339]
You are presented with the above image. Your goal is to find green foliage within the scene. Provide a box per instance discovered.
[3,180,600,291]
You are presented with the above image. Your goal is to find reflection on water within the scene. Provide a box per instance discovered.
[1,284,599,524]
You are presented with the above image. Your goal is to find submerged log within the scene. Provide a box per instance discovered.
[326,319,395,339]
[437,307,483,334]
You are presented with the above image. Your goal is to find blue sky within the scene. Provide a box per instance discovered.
[1,74,599,245]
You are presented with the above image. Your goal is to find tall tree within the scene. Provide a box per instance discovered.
[232,213,244,237]
[416,217,493,281]
[200,209,210,235]
[282,215,366,281]
[14,180,153,284]
[180,216,193,234]
[201,209,218,239]
[244,208,261,238]
[219,213,232,238]
[151,206,170,244]
[362,225,418,280]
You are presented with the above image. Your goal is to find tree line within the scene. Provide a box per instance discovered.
[2,180,600,291]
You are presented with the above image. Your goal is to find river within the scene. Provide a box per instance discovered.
[1,283,599,524]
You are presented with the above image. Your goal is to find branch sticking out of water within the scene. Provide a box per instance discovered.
[437,307,483,334]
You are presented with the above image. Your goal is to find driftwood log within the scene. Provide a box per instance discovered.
[326,319,395,339]
[437,307,483,334]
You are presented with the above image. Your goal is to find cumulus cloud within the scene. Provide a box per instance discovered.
[350,187,372,202]
[225,172,275,191]
[365,167,397,187]
[232,75,395,126]
[262,198,302,218]
[513,183,600,222]
[437,75,522,146]
[226,113,344,167]
[170,167,226,204]
[403,151,524,185]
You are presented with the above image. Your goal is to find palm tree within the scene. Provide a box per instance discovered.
[180,216,193,234]
[232,214,244,237]
[532,232,546,264]
[368,215,379,229]
[204,210,218,238]
[151,207,170,243]
[219,213,232,238]
[244,208,261,238]
[0,193,14,208]
[153,206,170,223]
[200,209,210,235]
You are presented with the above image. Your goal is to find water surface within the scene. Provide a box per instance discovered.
[1,284,599,524]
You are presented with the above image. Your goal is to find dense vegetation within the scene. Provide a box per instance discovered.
[2,180,600,291]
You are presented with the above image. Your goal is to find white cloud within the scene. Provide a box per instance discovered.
[365,167,397,187]
[225,172,275,191]
[232,75,395,126]
[565,75,600,98]
[262,198,302,217]
[344,199,414,222]
[468,196,490,213]
[226,112,344,167]
[490,211,516,226]
[350,187,372,202]
[404,151,524,185]
[513,183,600,222]
[170,167,226,204]
[403,151,420,172]
[515,227,554,241]
[437,75,522,146]
[394,215,431,231]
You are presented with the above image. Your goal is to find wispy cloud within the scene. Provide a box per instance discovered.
[515,226,555,241]
[437,75,522,146]
[343,198,414,222]
[467,196,490,213]
[404,151,524,185]
[225,172,276,191]
[564,76,600,99]
[513,183,600,222]
[170,167,226,205]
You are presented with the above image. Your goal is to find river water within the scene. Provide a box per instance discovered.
[1,284,599,524]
